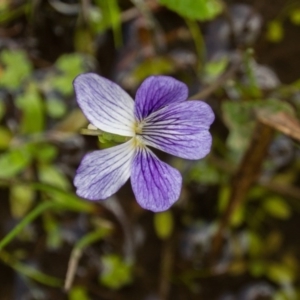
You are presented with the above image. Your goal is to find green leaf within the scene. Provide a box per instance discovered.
[249,260,266,277]
[55,53,84,75]
[203,56,228,82]
[15,84,44,134]
[158,0,223,21]
[39,165,71,191]
[187,160,221,184]
[261,98,295,115]
[0,101,5,121]
[106,0,122,47]
[263,197,291,219]
[10,184,34,218]
[218,185,244,227]
[0,49,32,90]
[0,3,29,24]
[0,126,12,149]
[129,57,175,87]
[230,205,244,227]
[266,21,284,43]
[242,49,262,99]
[0,144,33,179]
[46,98,67,118]
[247,232,263,257]
[222,99,295,152]
[69,286,90,300]
[290,9,300,25]
[274,291,295,300]
[51,54,85,95]
[100,254,132,289]
[154,211,174,239]
[266,263,295,284]
[222,101,258,152]
[34,143,58,163]
[93,0,122,46]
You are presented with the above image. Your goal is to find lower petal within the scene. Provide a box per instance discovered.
[74,140,135,200]
[131,147,182,212]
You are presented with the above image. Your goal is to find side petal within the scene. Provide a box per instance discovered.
[74,73,135,136]
[141,101,214,159]
[74,140,135,200]
[131,147,182,212]
[134,76,188,121]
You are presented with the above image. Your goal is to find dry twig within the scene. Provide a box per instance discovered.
[211,121,274,262]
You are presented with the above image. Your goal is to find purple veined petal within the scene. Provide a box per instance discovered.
[131,147,182,212]
[74,73,135,136]
[134,76,188,121]
[74,140,136,200]
[141,101,215,159]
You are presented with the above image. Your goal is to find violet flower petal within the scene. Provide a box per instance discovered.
[134,75,188,121]
[141,101,215,159]
[74,140,135,200]
[131,147,182,212]
[74,73,135,136]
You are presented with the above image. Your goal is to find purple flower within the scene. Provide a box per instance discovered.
[73,73,214,212]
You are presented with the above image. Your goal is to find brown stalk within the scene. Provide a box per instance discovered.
[159,235,175,300]
[211,121,274,262]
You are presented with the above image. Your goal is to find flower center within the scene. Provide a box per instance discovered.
[133,121,146,148]
[133,135,145,148]
[134,120,144,135]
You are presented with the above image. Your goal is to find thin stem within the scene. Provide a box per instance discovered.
[0,250,62,287]
[185,18,205,73]
[0,201,57,251]
[64,227,112,291]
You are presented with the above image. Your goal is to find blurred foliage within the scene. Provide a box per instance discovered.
[222,98,294,153]
[154,211,174,239]
[100,254,133,289]
[69,286,90,300]
[0,49,32,90]
[0,0,300,299]
[158,0,223,21]
[50,54,87,96]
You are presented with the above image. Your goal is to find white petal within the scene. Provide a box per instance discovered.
[74,140,136,200]
[74,73,135,136]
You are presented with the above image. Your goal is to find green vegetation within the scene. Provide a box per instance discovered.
[0,0,300,299]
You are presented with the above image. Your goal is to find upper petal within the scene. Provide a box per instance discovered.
[74,73,135,136]
[141,101,214,159]
[131,147,182,212]
[74,140,135,200]
[134,76,188,121]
